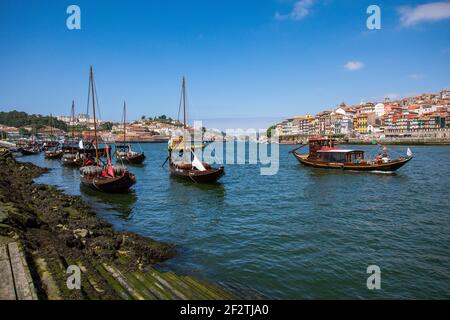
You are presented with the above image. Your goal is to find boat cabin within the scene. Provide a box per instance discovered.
[115,144,130,153]
[307,138,365,163]
[307,138,336,159]
[316,149,365,163]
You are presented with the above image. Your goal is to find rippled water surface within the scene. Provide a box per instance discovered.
[18,143,450,299]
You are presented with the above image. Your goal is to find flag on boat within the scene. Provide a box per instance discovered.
[407,147,413,157]
[191,151,206,171]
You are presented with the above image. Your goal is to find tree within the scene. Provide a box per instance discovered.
[19,127,30,136]
[141,115,146,120]
[266,125,276,138]
[0,110,67,132]
[99,121,113,131]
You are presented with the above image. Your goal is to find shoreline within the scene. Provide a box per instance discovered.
[0,149,234,300]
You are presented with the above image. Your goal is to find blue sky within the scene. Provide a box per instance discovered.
[0,0,449,129]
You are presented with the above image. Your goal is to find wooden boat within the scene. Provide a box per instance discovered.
[80,66,136,193]
[42,114,60,152]
[61,141,85,166]
[169,161,224,183]
[80,162,136,193]
[167,77,224,183]
[292,137,412,172]
[21,145,40,155]
[43,114,63,159]
[44,147,63,159]
[115,144,146,164]
[21,128,41,155]
[115,102,145,164]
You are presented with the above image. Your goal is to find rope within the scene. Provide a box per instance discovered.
[177,84,183,123]
[94,83,102,121]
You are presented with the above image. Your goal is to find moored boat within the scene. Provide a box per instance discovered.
[80,156,136,193]
[42,114,60,153]
[115,144,146,164]
[61,141,85,166]
[21,145,41,156]
[291,137,412,172]
[44,146,63,159]
[80,66,136,193]
[114,102,145,164]
[167,77,224,183]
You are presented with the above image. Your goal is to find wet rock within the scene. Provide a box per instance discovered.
[59,233,84,249]
[73,228,89,238]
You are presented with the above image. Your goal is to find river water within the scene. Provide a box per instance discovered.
[18,143,450,299]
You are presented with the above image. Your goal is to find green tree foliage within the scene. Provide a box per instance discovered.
[266,125,276,138]
[19,127,30,136]
[99,121,113,131]
[0,110,68,131]
[152,115,174,122]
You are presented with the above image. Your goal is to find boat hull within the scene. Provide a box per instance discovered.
[116,152,146,164]
[80,172,136,193]
[45,150,63,159]
[293,152,412,172]
[21,148,40,156]
[169,165,225,183]
[62,156,84,167]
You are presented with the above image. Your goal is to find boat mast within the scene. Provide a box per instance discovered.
[90,66,99,164]
[182,77,186,129]
[71,100,75,139]
[50,113,53,140]
[123,101,126,144]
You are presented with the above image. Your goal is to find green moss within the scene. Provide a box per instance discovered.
[63,207,80,218]
[94,264,131,300]
[132,271,175,300]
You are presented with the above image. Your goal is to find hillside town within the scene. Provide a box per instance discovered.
[0,113,185,143]
[274,90,450,143]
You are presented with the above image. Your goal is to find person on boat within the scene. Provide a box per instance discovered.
[375,153,383,164]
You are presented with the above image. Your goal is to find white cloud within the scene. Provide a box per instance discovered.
[344,61,364,71]
[275,0,315,21]
[398,2,450,27]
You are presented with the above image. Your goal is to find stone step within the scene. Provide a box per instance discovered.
[0,242,38,300]
[100,263,235,300]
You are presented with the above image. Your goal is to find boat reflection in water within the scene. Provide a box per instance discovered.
[79,184,137,219]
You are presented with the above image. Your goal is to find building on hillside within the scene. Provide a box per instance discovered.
[316,111,332,135]
[354,113,368,134]
[37,126,65,138]
[374,103,386,117]
[441,90,450,100]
